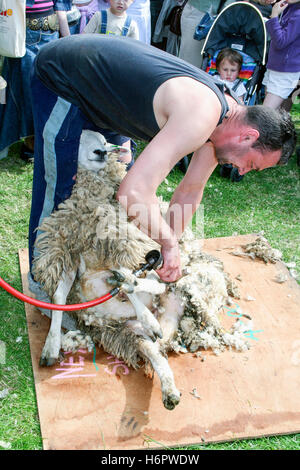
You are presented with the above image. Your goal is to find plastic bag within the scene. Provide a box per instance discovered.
[0,0,26,57]
[193,11,215,41]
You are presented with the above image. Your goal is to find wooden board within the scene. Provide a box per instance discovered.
[19,234,300,450]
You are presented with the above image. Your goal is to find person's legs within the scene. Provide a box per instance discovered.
[20,29,59,161]
[178,3,205,68]
[263,70,299,110]
[263,91,284,109]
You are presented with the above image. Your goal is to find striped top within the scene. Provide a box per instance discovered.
[26,0,54,17]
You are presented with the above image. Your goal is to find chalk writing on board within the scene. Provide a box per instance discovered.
[104,355,129,376]
[92,347,130,375]
[223,304,263,341]
[51,349,97,380]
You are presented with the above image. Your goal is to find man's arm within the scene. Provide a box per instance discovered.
[117,110,219,282]
[155,142,217,281]
[165,142,218,239]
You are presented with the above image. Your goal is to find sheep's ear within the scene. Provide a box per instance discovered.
[107,146,130,158]
[106,144,120,152]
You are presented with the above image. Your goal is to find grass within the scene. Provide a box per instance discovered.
[0,105,299,451]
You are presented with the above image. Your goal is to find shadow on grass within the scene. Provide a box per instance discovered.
[0,142,33,176]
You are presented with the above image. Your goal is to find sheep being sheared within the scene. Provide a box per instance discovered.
[32,130,251,410]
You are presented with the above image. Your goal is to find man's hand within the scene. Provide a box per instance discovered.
[155,243,182,283]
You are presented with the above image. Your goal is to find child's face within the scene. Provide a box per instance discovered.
[109,0,133,15]
[218,59,240,82]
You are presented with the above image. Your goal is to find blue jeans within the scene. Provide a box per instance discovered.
[0,28,59,152]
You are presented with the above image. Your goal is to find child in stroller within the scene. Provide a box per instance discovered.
[215,48,248,102]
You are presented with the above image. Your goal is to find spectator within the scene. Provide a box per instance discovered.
[179,0,233,68]
[263,0,300,109]
[245,0,273,19]
[0,0,72,161]
[150,0,164,42]
[152,0,181,55]
[83,0,139,38]
[127,0,151,43]
[215,48,247,101]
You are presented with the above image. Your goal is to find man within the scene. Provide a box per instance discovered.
[29,34,296,284]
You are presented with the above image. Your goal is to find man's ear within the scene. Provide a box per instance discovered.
[239,128,260,145]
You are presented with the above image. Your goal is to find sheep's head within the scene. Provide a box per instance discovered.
[78,130,117,172]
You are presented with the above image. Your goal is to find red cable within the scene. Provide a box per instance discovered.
[0,276,118,311]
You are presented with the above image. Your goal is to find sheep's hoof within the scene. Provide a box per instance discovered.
[163,392,181,410]
[39,355,58,367]
[109,270,126,283]
[146,326,163,343]
[144,320,163,342]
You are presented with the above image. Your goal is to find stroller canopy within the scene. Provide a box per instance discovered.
[201,2,267,65]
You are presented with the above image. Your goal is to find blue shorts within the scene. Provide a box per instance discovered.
[29,71,133,273]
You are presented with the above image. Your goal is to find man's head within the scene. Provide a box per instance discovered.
[215,105,297,175]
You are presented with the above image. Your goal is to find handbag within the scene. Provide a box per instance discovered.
[165,0,188,37]
[0,0,26,57]
[193,0,226,41]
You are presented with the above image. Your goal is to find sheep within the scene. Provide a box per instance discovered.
[32,130,251,410]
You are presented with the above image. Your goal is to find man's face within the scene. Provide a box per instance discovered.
[216,143,281,175]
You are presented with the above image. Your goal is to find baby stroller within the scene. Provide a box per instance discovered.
[201,1,268,181]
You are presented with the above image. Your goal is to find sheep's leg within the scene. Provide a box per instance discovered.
[132,276,166,295]
[139,340,181,410]
[126,320,180,410]
[158,291,185,347]
[107,269,163,341]
[40,270,76,367]
[126,320,180,409]
[126,292,163,342]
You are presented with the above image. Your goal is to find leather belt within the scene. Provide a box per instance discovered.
[26,14,59,31]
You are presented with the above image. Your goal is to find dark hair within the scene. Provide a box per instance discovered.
[243,105,297,165]
[216,48,243,72]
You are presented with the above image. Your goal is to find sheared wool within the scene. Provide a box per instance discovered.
[241,236,282,264]
[61,330,94,353]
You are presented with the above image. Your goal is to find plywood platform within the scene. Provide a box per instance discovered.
[19,235,300,450]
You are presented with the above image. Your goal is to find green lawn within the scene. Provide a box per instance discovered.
[0,105,299,450]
